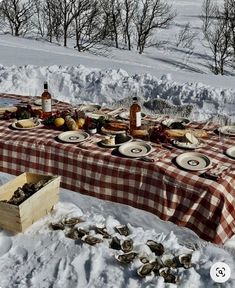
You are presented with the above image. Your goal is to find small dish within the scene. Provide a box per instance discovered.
[11,119,41,130]
[176,152,211,171]
[118,111,146,120]
[225,146,235,159]
[162,118,190,129]
[118,141,152,158]
[34,99,59,106]
[58,131,90,143]
[218,125,235,136]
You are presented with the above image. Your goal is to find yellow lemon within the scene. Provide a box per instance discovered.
[54,117,65,127]
[76,118,85,129]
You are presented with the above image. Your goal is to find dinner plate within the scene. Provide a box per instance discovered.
[34,99,59,106]
[218,125,235,136]
[162,118,190,128]
[172,140,205,149]
[58,131,90,143]
[225,146,235,159]
[101,135,133,147]
[11,120,42,130]
[118,141,152,158]
[176,152,211,171]
[118,111,146,120]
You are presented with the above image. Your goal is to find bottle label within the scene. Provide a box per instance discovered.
[136,111,141,127]
[42,99,52,112]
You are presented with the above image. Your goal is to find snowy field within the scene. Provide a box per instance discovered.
[0,0,235,287]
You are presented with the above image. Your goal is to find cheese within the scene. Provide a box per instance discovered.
[15,119,37,128]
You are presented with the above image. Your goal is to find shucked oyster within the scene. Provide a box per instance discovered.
[115,225,130,236]
[83,235,103,245]
[121,239,133,253]
[159,267,177,284]
[49,222,65,231]
[65,228,89,239]
[62,217,84,227]
[179,253,192,269]
[146,240,165,256]
[115,252,138,264]
[95,226,111,238]
[137,262,155,277]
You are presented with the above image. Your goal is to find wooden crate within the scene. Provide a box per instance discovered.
[0,172,60,233]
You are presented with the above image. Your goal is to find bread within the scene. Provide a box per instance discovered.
[15,119,37,128]
[104,135,115,145]
[104,122,127,131]
[65,116,78,131]
[165,129,208,138]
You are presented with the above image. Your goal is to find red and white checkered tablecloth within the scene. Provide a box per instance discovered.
[0,94,235,244]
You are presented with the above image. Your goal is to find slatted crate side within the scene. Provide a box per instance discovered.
[0,202,21,232]
[0,173,28,201]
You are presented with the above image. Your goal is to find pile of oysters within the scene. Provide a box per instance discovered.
[50,219,192,284]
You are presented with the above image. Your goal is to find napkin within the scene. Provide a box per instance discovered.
[203,163,232,180]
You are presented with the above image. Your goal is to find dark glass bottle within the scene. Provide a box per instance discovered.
[41,82,52,119]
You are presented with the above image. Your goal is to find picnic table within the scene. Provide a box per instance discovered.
[0,93,234,245]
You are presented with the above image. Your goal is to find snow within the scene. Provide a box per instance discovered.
[0,0,235,286]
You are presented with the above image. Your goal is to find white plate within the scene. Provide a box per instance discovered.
[176,152,211,171]
[77,104,101,112]
[218,125,235,136]
[12,120,42,130]
[118,141,152,158]
[101,135,133,147]
[225,146,235,159]
[162,118,190,128]
[34,99,59,106]
[58,131,90,143]
[173,140,205,150]
[118,111,146,120]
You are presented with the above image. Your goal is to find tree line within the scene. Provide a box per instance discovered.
[0,0,175,54]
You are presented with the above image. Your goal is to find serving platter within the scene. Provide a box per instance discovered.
[118,141,152,158]
[162,118,190,128]
[58,131,90,143]
[172,140,205,150]
[11,119,42,130]
[176,152,211,171]
[218,125,235,136]
[101,135,133,147]
[225,146,235,159]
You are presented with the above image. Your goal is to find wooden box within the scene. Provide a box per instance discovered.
[0,172,60,233]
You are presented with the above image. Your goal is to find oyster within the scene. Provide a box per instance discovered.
[146,240,164,256]
[115,252,138,264]
[137,262,155,277]
[115,225,130,236]
[49,222,65,231]
[110,236,121,250]
[159,267,177,284]
[95,226,111,238]
[83,235,103,245]
[179,253,192,269]
[121,239,133,253]
[161,254,178,268]
[62,217,84,227]
[65,228,89,239]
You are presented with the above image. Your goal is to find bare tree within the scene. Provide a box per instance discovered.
[202,0,232,74]
[224,0,235,59]
[134,0,175,54]
[175,22,198,49]
[0,0,35,36]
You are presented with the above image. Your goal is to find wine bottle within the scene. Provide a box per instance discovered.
[130,97,141,134]
[41,81,52,119]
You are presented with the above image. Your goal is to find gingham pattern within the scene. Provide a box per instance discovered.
[0,94,235,244]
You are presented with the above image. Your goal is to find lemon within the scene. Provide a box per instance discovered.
[54,117,65,127]
[76,118,85,129]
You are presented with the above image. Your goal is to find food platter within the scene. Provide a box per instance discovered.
[11,119,42,130]
[176,152,211,171]
[101,121,128,135]
[225,146,235,159]
[34,99,59,106]
[118,111,146,120]
[118,141,152,158]
[218,125,235,136]
[162,118,190,129]
[58,131,90,143]
[172,140,205,149]
[101,135,133,147]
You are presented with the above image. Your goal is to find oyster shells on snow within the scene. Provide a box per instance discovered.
[110,236,121,250]
[50,222,65,231]
[115,252,138,264]
[179,253,192,269]
[146,240,164,256]
[83,235,103,245]
[137,262,155,277]
[62,217,84,227]
[121,239,133,253]
[115,225,130,236]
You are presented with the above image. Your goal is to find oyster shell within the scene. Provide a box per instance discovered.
[115,225,130,236]
[115,252,138,264]
[62,217,84,227]
[121,239,133,253]
[110,236,121,250]
[65,228,89,239]
[95,226,110,238]
[137,262,155,277]
[161,254,178,268]
[139,256,149,264]
[49,222,65,230]
[159,267,177,284]
[83,235,103,245]
[146,240,164,256]
[179,253,192,269]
